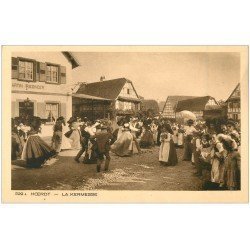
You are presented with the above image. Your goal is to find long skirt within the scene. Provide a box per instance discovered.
[159,140,178,166]
[51,131,62,153]
[61,134,72,150]
[11,132,25,160]
[22,134,56,168]
[61,125,72,150]
[224,154,240,190]
[183,136,192,161]
[140,130,154,148]
[211,158,225,184]
[111,131,137,157]
[152,131,158,144]
[69,130,81,150]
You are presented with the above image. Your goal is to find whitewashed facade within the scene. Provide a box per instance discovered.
[11,52,77,122]
[115,81,140,112]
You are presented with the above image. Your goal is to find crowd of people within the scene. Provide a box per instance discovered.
[11,114,241,190]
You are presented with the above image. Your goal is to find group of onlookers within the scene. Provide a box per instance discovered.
[181,119,241,190]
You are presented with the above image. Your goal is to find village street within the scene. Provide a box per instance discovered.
[11,145,203,191]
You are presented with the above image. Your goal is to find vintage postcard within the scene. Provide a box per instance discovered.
[1,46,249,203]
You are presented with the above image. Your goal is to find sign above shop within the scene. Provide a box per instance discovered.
[12,82,45,91]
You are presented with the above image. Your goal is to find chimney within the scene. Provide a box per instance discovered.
[100,76,105,81]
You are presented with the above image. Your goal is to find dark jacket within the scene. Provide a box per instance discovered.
[91,132,113,153]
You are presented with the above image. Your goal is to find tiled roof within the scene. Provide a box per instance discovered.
[77,78,138,100]
[175,96,216,112]
[163,95,198,111]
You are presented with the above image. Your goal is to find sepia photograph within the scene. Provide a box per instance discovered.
[2,46,249,203]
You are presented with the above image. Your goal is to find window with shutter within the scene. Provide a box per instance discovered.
[46,64,59,83]
[18,60,34,81]
[45,103,59,121]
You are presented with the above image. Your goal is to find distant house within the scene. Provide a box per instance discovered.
[226,83,240,121]
[162,96,197,119]
[175,96,219,120]
[141,99,159,116]
[74,77,141,119]
[158,101,166,113]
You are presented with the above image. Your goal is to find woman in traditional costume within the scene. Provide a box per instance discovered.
[220,135,241,190]
[191,131,202,174]
[172,124,178,147]
[11,119,25,160]
[65,117,81,150]
[177,124,184,148]
[111,123,140,157]
[51,117,63,153]
[60,117,72,150]
[150,120,158,145]
[111,118,124,144]
[159,124,178,166]
[140,123,154,149]
[183,119,197,161]
[210,134,227,188]
[21,117,56,168]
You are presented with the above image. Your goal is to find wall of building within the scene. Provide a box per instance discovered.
[227,100,241,120]
[118,82,138,98]
[72,98,111,120]
[227,84,240,121]
[11,92,72,120]
[162,100,175,118]
[11,52,73,121]
[115,100,139,111]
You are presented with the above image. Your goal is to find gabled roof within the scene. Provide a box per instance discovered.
[77,78,139,100]
[175,96,217,112]
[62,52,80,69]
[226,83,240,102]
[163,95,197,111]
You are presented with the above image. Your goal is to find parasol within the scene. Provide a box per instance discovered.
[180,110,197,121]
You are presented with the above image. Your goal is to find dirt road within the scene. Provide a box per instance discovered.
[11,146,203,190]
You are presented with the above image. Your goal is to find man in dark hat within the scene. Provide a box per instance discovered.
[74,122,90,163]
[91,124,113,172]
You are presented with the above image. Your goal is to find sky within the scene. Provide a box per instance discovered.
[72,52,240,102]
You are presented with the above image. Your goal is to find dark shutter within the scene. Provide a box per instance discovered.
[11,101,16,117]
[60,103,67,118]
[37,102,46,119]
[32,60,37,82]
[11,57,19,79]
[60,66,66,84]
[36,61,40,81]
[39,62,46,82]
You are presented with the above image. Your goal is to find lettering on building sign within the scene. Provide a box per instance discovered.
[12,82,45,91]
